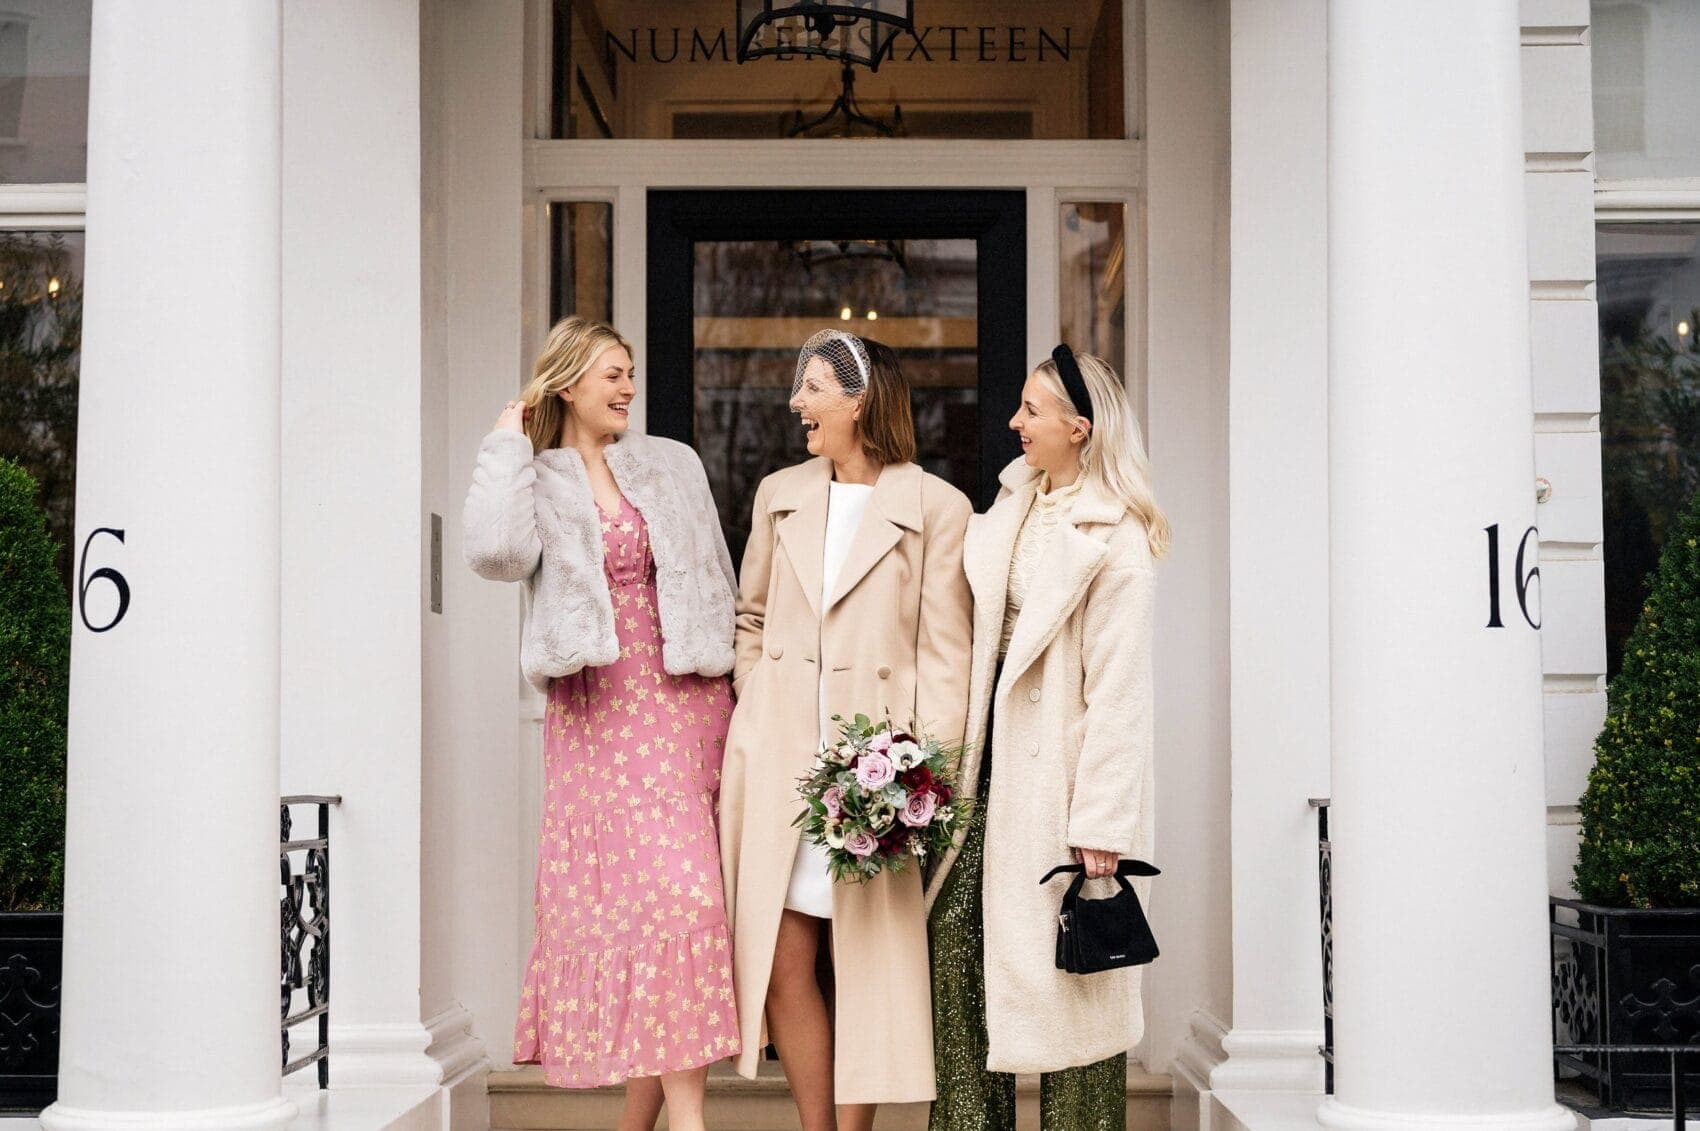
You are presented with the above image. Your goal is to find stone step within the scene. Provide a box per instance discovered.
[488,1060,1172,1130]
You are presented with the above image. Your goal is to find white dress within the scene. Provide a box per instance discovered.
[783,478,875,919]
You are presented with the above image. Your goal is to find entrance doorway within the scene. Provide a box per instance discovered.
[645,189,1026,559]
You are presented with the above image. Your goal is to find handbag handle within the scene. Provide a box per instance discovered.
[1039,859,1161,884]
[1040,858,1160,902]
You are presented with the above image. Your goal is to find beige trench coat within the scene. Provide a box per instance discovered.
[924,458,1156,1075]
[718,457,972,1104]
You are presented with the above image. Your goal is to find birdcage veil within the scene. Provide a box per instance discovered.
[792,329,871,403]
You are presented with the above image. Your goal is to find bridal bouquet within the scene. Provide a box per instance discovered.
[794,713,969,882]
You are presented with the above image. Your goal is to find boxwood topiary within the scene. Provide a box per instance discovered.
[1575,485,1700,908]
[0,457,68,911]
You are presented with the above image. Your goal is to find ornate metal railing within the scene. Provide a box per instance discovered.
[1551,897,1699,1127]
[281,795,338,1088]
[1310,797,1333,1095]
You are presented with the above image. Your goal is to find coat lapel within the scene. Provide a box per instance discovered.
[999,471,1128,684]
[772,457,832,620]
[824,461,922,614]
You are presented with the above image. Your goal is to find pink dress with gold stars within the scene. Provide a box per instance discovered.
[514,496,741,1087]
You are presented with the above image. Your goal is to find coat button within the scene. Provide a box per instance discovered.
[1029,742,1040,757]
[877,665,892,680]
[1028,687,1041,703]
[768,642,784,660]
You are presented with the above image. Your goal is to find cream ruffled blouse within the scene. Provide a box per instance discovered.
[999,473,1084,658]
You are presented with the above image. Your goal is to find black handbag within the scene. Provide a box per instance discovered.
[1040,859,1161,975]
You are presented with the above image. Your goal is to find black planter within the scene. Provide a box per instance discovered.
[0,911,61,1114]
[1552,897,1700,1111]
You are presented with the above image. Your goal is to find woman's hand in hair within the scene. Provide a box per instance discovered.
[495,399,528,434]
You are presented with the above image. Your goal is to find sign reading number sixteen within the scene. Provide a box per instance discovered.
[1484,523,1540,630]
[78,527,130,633]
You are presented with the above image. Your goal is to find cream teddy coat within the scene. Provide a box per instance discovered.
[461,428,736,692]
[923,457,1156,1075]
[718,457,972,1104]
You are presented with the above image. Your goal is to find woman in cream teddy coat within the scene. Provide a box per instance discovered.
[924,346,1169,1131]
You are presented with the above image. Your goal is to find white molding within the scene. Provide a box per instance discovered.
[1595,178,1700,220]
[526,138,1142,191]
[1211,1029,1327,1093]
[328,1004,489,1087]
[0,184,87,229]
[1172,1009,1230,1095]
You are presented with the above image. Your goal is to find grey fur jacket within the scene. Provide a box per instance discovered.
[462,428,737,693]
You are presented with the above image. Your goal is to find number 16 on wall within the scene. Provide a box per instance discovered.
[1485,523,1540,630]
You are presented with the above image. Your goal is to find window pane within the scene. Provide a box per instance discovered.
[0,230,83,587]
[548,201,612,323]
[0,3,91,183]
[549,1,1128,140]
[692,238,977,563]
[1059,201,1125,374]
[1592,0,1700,180]
[1598,222,1700,677]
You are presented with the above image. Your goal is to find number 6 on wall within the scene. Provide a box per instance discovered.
[1484,523,1540,630]
[78,527,131,633]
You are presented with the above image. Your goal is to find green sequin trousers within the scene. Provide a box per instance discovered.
[928,753,1126,1131]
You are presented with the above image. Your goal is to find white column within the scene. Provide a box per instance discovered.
[1217,0,1330,1093]
[1320,3,1573,1129]
[43,4,290,1130]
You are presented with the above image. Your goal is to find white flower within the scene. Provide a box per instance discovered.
[889,740,925,770]
[910,838,928,857]
[832,743,859,766]
[824,820,846,849]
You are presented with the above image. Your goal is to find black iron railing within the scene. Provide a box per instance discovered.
[281,795,338,1088]
[1310,797,1333,1095]
[1551,897,1699,1127]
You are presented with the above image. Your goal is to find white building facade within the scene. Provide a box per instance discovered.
[14,1,1695,1129]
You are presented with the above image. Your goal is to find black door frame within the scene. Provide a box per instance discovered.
[646,188,1027,508]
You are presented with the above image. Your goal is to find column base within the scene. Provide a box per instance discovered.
[1318,1097,1577,1131]
[40,1096,296,1131]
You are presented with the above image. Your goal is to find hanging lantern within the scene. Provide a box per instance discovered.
[735,1,916,72]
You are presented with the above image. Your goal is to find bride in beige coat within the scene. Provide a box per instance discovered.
[924,346,1168,1131]
[719,332,972,1131]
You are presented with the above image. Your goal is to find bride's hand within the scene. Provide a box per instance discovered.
[495,399,528,433]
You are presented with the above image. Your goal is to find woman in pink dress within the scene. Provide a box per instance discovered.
[463,316,741,1131]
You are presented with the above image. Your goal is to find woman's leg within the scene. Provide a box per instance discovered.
[1038,1052,1127,1131]
[657,1065,709,1131]
[838,1101,876,1131]
[616,1074,664,1131]
[767,908,837,1131]
[928,769,1016,1131]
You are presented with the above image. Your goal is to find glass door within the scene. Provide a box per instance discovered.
[646,189,1026,559]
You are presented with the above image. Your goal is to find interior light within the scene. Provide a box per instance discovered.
[839,306,853,321]
[1680,320,1692,337]
[866,310,878,321]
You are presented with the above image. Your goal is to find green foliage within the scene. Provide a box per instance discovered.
[0,458,69,911]
[0,231,82,591]
[1575,484,1700,908]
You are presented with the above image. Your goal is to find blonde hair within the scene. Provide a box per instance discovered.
[1034,352,1172,559]
[521,316,634,450]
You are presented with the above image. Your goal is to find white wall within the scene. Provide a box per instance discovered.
[1142,0,1234,1081]
[1520,0,1605,897]
[419,0,530,1076]
[280,0,430,1080]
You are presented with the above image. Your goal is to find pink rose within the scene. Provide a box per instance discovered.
[844,829,879,857]
[855,752,896,791]
[899,789,937,828]
[822,785,846,818]
[868,731,894,755]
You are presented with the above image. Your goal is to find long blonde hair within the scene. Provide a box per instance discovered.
[521,316,634,451]
[1034,352,1171,558]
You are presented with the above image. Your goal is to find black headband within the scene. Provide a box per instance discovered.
[1051,343,1094,425]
